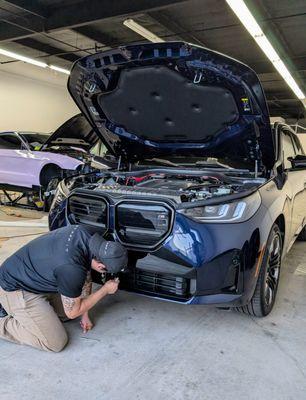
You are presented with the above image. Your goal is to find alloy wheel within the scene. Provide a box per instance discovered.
[264,233,281,307]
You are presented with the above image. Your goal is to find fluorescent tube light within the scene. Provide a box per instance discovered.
[49,65,70,75]
[123,19,165,43]
[0,47,71,75]
[226,0,305,103]
[0,48,47,68]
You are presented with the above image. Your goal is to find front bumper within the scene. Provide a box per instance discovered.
[50,194,272,307]
[91,247,249,307]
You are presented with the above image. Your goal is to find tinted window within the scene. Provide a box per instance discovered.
[282,133,296,169]
[0,134,22,149]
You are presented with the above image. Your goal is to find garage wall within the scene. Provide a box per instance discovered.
[0,67,79,133]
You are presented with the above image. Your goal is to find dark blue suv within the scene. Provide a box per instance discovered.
[49,42,306,317]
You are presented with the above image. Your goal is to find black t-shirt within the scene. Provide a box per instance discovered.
[0,225,94,298]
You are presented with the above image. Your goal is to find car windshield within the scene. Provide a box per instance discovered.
[137,157,256,177]
[20,132,50,149]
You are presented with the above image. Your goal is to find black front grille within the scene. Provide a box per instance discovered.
[120,269,191,301]
[68,194,107,228]
[116,202,172,248]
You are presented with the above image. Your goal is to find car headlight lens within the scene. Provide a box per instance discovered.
[50,179,70,209]
[178,191,261,223]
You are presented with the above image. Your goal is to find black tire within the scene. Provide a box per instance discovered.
[40,165,62,212]
[235,224,282,317]
[40,164,61,188]
[297,226,306,241]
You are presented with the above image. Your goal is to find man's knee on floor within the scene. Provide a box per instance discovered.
[45,330,68,353]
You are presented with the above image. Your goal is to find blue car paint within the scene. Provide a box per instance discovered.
[49,200,68,230]
[49,193,273,307]
[151,207,270,305]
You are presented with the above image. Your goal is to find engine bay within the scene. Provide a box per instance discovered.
[67,169,266,204]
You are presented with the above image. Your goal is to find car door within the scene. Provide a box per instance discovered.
[291,132,306,225]
[281,128,306,241]
[0,132,33,188]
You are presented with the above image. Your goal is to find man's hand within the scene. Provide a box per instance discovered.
[104,278,119,295]
[80,312,94,334]
[61,278,120,319]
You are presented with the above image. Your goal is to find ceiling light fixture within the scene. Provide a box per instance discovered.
[0,47,70,75]
[0,48,47,68]
[226,0,305,105]
[49,65,70,75]
[123,19,165,43]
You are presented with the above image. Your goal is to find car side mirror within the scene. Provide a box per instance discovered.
[289,155,306,169]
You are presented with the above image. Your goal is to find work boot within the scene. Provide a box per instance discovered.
[0,304,8,318]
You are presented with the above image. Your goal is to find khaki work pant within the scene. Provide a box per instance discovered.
[0,287,68,352]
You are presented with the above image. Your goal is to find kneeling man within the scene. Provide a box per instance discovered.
[0,225,127,352]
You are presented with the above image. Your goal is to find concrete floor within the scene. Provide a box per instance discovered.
[0,209,306,400]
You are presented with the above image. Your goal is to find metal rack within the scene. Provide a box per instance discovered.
[0,187,44,210]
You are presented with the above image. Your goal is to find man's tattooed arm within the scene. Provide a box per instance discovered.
[61,295,78,317]
[61,273,92,319]
[81,271,92,299]
[60,278,118,319]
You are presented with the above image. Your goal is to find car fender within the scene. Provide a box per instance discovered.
[259,179,291,251]
[0,149,83,188]
[35,152,83,186]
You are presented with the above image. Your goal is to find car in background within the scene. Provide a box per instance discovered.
[0,114,116,206]
[49,41,306,317]
[0,129,82,192]
[40,113,116,169]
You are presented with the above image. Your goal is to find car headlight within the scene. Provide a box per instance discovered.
[178,191,261,223]
[50,179,70,209]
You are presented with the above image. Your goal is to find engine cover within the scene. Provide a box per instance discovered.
[96,183,188,203]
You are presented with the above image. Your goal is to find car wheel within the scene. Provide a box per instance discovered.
[43,177,60,212]
[236,224,282,317]
[297,226,306,241]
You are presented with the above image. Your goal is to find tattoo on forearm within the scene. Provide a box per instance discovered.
[61,295,76,312]
[81,271,92,299]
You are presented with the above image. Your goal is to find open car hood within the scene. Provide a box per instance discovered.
[43,114,99,150]
[68,42,275,172]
